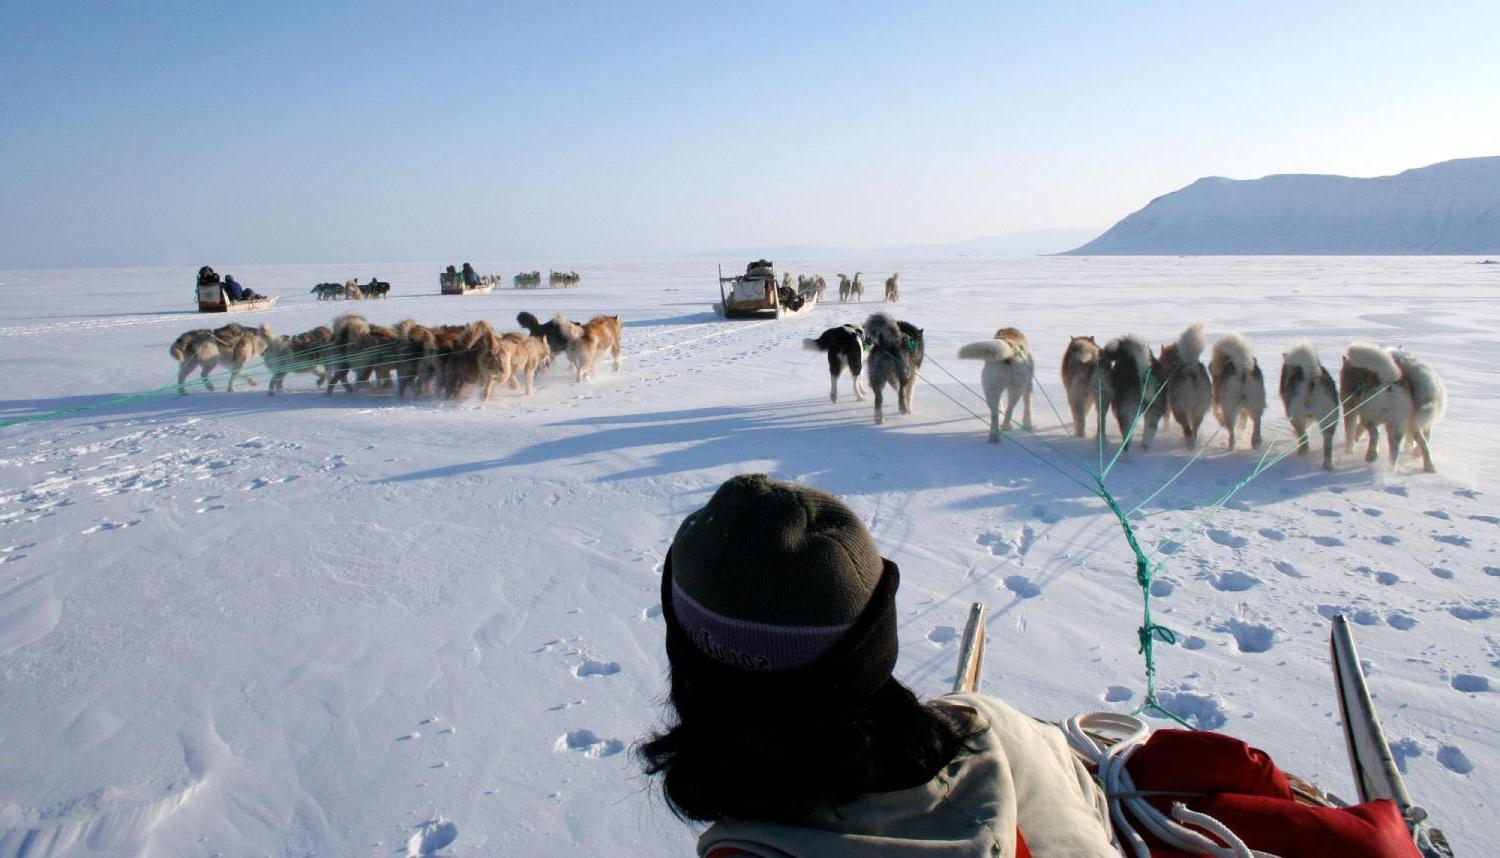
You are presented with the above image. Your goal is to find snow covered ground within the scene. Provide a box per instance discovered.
[1,257,1496,856]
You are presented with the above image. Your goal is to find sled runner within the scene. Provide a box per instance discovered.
[1332,614,1453,857]
[196,282,278,313]
[714,261,819,319]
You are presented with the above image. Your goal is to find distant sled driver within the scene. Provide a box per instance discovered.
[640,474,1118,857]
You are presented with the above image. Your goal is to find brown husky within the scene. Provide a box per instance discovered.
[1061,335,1113,441]
[502,332,552,395]
[558,315,622,382]
[170,323,269,394]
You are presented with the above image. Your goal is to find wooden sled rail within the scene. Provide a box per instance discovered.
[953,602,987,694]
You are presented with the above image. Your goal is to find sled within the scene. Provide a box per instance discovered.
[954,606,1451,855]
[713,262,819,319]
[440,272,494,295]
[1331,614,1452,856]
[196,283,278,313]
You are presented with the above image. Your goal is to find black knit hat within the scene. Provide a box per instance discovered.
[662,474,899,705]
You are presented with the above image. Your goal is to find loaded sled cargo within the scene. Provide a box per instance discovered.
[196,281,277,313]
[714,260,818,319]
[440,271,495,295]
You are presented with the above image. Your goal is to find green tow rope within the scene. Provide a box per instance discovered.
[920,354,1382,728]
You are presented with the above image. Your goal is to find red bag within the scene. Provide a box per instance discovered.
[1127,730,1418,858]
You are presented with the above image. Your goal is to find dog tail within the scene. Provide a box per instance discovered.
[1210,333,1254,378]
[517,311,541,333]
[1390,350,1446,430]
[1282,339,1322,381]
[169,332,194,361]
[1346,342,1401,384]
[1104,333,1151,373]
[553,313,584,342]
[332,314,369,342]
[957,339,1015,363]
[802,337,824,352]
[1177,324,1207,365]
[463,320,497,351]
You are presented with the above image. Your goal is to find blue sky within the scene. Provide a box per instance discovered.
[2,1,1497,267]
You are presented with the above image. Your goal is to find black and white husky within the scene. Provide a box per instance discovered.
[1208,333,1266,451]
[1341,343,1446,472]
[1104,333,1166,453]
[957,327,1033,443]
[862,313,923,425]
[1279,340,1340,470]
[802,324,867,402]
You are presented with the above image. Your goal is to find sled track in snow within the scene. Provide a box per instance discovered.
[0,304,299,339]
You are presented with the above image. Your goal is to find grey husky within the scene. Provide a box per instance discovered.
[264,324,335,394]
[1279,340,1339,469]
[862,313,923,425]
[1103,333,1166,453]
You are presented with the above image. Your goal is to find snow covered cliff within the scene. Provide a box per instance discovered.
[1066,156,1500,255]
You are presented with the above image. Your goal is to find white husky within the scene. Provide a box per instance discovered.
[1341,343,1414,468]
[1208,333,1266,451]
[1391,349,1447,472]
[1279,340,1340,470]
[957,327,1033,443]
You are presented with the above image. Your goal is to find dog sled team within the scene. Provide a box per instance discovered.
[310,278,391,301]
[169,310,622,400]
[766,271,902,303]
[807,318,1447,472]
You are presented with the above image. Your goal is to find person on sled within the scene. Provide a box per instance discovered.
[640,474,1117,857]
[461,262,480,287]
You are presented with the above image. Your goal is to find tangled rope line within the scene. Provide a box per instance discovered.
[0,339,486,429]
[916,355,1389,726]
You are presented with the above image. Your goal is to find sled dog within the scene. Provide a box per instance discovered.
[850,273,864,302]
[837,274,852,302]
[1157,324,1211,448]
[1209,333,1266,451]
[1061,335,1113,441]
[264,324,335,394]
[1103,333,1166,453]
[558,314,622,382]
[170,323,268,394]
[863,313,923,425]
[1341,343,1413,468]
[1279,340,1340,470]
[802,324,867,403]
[393,319,439,398]
[1342,344,1446,472]
[310,283,345,301]
[502,331,552,395]
[957,327,1033,443]
[884,273,900,303]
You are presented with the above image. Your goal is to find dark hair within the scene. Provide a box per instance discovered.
[638,674,979,824]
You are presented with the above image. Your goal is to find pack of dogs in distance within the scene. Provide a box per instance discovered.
[805,316,1448,473]
[168,311,622,401]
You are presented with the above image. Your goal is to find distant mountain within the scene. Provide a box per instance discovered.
[1066,156,1500,255]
